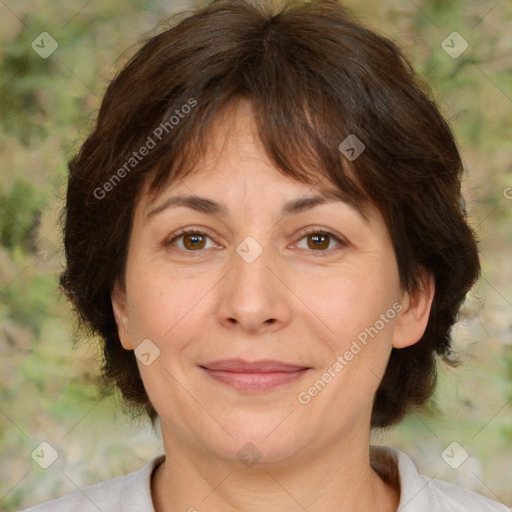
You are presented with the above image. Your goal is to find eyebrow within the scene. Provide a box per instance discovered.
[146,188,368,222]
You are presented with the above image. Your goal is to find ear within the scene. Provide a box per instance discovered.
[111,280,134,350]
[392,271,435,349]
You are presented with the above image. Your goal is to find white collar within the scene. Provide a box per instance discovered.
[119,446,509,511]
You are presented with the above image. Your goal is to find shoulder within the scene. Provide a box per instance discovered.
[371,445,511,512]
[17,455,165,512]
[424,474,511,512]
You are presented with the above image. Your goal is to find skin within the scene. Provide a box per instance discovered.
[112,99,435,512]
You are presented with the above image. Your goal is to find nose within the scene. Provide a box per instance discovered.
[215,237,293,334]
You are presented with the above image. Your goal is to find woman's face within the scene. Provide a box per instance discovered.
[112,100,432,466]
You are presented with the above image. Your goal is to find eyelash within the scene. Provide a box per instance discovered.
[164,227,347,256]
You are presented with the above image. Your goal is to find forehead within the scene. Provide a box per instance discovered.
[138,98,375,222]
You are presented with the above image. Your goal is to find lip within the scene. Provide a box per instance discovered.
[199,359,311,393]
[200,358,310,372]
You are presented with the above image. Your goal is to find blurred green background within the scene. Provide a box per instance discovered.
[0,0,511,510]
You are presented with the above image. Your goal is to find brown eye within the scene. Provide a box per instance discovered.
[165,229,217,253]
[182,233,207,250]
[306,233,330,250]
[296,229,346,253]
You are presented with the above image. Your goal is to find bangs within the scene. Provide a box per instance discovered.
[144,92,371,219]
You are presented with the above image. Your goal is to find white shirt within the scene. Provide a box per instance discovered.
[18,445,511,511]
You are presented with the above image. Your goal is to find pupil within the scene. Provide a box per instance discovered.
[186,234,203,248]
[311,234,328,249]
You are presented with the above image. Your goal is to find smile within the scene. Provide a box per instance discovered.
[201,368,310,392]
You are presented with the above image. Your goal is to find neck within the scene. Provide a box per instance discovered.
[151,425,400,512]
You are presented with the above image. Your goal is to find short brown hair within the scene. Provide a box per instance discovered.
[60,0,480,428]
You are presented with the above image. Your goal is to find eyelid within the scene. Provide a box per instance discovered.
[292,226,348,250]
[164,227,220,248]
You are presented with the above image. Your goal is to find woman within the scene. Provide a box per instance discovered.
[20,0,510,510]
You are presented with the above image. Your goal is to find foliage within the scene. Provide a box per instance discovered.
[0,0,510,510]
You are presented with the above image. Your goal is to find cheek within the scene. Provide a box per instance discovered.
[300,261,400,407]
[300,280,399,417]
[305,265,399,345]
[124,259,176,340]
[125,259,215,349]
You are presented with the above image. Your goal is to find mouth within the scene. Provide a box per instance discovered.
[199,359,312,393]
